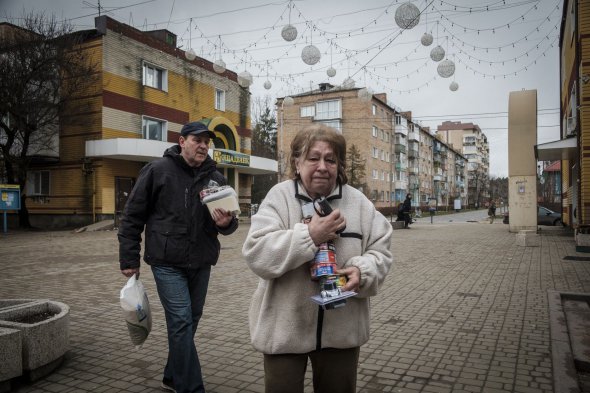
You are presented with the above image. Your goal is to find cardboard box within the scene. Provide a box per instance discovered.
[202,187,241,215]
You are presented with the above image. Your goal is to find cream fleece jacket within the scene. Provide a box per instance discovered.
[242,180,393,354]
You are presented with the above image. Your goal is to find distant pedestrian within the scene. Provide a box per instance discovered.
[401,193,412,228]
[488,201,497,224]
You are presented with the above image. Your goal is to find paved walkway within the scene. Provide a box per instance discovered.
[1,216,589,393]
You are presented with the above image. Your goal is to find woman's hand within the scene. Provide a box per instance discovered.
[308,209,346,245]
[336,266,361,292]
[212,208,235,228]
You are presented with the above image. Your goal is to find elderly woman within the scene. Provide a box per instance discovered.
[242,124,393,393]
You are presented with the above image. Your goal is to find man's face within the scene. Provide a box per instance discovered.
[180,134,210,167]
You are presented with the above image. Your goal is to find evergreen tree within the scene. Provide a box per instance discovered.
[251,102,278,205]
[346,144,368,195]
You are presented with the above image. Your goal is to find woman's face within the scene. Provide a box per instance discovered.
[296,141,338,198]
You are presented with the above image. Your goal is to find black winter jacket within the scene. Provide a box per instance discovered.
[118,145,238,270]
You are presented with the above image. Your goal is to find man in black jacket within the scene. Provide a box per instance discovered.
[119,120,238,393]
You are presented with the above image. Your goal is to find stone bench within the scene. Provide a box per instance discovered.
[391,221,406,230]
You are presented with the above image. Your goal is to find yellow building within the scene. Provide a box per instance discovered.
[537,0,586,236]
[23,16,275,228]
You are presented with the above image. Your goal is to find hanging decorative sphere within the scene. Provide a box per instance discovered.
[449,81,459,91]
[437,59,455,78]
[213,59,226,74]
[301,45,321,65]
[430,45,445,62]
[185,48,196,61]
[238,71,253,88]
[342,77,355,89]
[327,67,336,78]
[281,24,298,42]
[283,96,295,106]
[263,80,272,90]
[421,32,433,46]
[395,2,421,30]
[358,87,373,102]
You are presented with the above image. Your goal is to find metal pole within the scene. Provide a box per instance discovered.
[3,211,7,233]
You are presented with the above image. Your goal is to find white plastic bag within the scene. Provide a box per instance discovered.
[120,274,152,348]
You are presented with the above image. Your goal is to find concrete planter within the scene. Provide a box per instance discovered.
[0,300,70,382]
[0,299,37,312]
[575,231,590,253]
[0,327,21,393]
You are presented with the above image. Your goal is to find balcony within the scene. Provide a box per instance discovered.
[407,165,419,174]
[394,180,408,190]
[394,124,408,136]
[395,162,407,171]
[433,152,441,163]
[433,175,442,182]
[407,131,419,141]
[394,144,406,154]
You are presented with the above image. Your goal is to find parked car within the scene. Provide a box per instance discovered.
[502,206,562,226]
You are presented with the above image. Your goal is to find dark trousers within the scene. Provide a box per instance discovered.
[263,347,360,393]
[151,265,211,393]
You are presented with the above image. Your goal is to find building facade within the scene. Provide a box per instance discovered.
[436,121,490,208]
[9,16,275,228]
[277,84,468,212]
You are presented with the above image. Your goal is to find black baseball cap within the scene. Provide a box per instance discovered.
[180,121,216,139]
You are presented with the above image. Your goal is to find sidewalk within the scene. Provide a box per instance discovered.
[1,220,589,392]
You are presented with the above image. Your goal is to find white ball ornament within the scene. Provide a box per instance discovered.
[395,2,421,30]
[281,25,298,42]
[301,45,321,65]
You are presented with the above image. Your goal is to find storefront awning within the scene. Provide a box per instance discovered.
[85,138,277,175]
[535,137,577,161]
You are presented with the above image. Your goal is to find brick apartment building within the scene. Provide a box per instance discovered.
[276,83,468,211]
[437,121,490,208]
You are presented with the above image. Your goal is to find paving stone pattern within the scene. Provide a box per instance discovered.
[1,220,589,392]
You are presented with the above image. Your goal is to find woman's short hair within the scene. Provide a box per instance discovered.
[288,124,348,185]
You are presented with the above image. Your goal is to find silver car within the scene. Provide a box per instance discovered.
[537,206,562,226]
[502,206,562,226]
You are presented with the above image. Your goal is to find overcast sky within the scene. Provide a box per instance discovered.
[2,0,563,177]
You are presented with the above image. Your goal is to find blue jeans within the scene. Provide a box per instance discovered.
[151,265,211,393]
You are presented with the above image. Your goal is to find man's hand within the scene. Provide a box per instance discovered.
[121,268,140,278]
[212,208,235,228]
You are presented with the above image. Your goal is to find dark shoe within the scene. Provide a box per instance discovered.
[161,378,176,393]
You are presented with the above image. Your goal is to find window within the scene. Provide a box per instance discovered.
[372,147,378,158]
[395,115,401,125]
[372,169,378,180]
[301,106,315,117]
[372,104,377,115]
[142,117,167,141]
[27,171,50,196]
[215,89,225,111]
[318,120,342,131]
[143,62,168,91]
[381,171,385,181]
[315,100,341,120]
[372,126,378,137]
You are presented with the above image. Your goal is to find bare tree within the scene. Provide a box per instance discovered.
[0,12,97,227]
